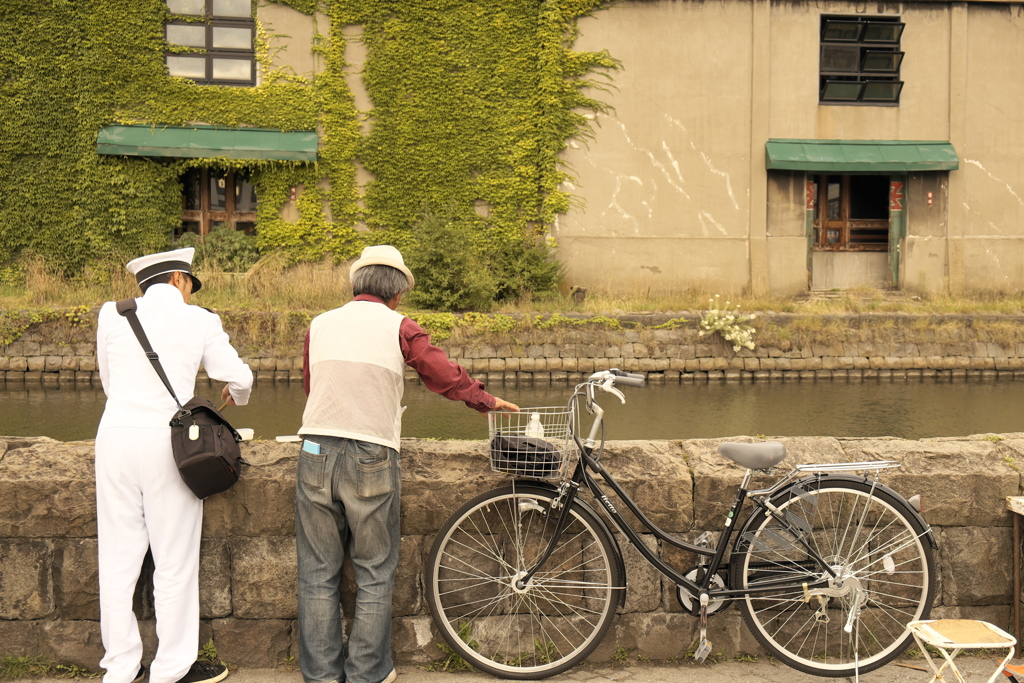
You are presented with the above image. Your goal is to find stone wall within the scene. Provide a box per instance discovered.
[5,312,1024,385]
[1,434,1021,671]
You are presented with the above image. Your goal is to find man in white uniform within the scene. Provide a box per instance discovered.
[95,248,253,683]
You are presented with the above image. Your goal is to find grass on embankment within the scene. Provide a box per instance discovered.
[6,255,1024,354]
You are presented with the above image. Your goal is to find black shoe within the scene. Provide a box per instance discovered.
[174,661,228,683]
[131,666,146,683]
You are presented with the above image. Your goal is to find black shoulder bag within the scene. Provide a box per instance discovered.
[116,298,244,500]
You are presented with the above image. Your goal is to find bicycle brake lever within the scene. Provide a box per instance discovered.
[600,378,626,404]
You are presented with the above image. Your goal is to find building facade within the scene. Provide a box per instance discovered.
[558,0,1024,296]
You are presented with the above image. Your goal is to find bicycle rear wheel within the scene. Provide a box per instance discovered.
[426,484,621,680]
[730,478,934,677]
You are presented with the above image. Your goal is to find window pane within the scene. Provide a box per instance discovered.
[863,22,904,43]
[212,0,251,17]
[861,80,903,102]
[827,179,841,220]
[849,176,890,219]
[212,58,252,81]
[236,221,256,235]
[166,55,206,79]
[210,171,227,211]
[821,80,864,101]
[166,24,207,48]
[182,170,202,211]
[212,26,251,49]
[235,176,257,212]
[167,0,205,15]
[862,51,903,72]
[175,221,202,239]
[822,20,863,41]
[821,45,860,72]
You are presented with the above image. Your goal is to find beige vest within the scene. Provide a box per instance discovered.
[299,301,406,450]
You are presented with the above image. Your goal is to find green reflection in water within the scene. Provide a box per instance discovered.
[2,378,1023,442]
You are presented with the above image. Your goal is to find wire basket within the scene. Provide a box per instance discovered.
[488,406,574,479]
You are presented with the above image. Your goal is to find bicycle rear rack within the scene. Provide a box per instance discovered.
[795,460,901,474]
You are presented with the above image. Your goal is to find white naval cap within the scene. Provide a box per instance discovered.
[126,247,203,293]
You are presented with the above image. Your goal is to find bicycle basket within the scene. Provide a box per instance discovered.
[488,406,573,479]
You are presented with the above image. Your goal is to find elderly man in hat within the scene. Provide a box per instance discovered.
[95,247,253,683]
[296,245,518,683]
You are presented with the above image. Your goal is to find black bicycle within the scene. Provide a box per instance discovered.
[425,369,937,679]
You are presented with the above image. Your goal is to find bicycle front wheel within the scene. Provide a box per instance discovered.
[730,478,934,677]
[426,484,621,680]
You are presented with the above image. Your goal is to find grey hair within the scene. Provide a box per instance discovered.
[352,264,411,301]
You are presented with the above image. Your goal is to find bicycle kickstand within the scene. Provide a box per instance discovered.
[693,593,713,663]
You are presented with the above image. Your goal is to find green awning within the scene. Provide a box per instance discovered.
[766,139,958,172]
[96,124,318,161]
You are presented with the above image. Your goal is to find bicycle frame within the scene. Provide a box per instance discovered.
[514,380,887,612]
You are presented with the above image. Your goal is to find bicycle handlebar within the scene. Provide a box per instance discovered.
[612,375,645,388]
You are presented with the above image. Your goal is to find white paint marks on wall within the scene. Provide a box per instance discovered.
[665,114,739,211]
[965,159,1024,208]
[698,210,728,236]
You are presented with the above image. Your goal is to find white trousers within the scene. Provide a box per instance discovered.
[95,427,202,683]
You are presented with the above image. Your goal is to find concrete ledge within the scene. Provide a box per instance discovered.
[1,435,1022,669]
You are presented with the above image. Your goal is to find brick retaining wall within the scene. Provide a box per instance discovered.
[4,312,1024,385]
[1,435,1021,671]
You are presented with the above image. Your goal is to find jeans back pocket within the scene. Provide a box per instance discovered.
[352,444,395,498]
[298,440,327,490]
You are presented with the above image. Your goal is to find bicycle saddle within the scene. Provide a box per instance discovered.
[717,441,787,470]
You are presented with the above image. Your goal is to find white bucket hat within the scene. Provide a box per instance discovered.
[349,245,415,289]
[126,247,203,292]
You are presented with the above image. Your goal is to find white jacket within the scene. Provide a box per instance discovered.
[96,284,253,430]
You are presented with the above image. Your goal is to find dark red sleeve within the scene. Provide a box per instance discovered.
[400,317,496,413]
[303,327,311,396]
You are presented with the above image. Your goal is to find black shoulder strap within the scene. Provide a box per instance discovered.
[116,298,185,413]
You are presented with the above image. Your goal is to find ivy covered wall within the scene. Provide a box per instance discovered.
[0,0,616,281]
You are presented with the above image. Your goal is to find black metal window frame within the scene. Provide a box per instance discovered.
[819,15,904,106]
[165,0,255,86]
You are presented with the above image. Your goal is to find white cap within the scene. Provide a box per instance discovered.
[349,245,415,289]
[126,247,203,292]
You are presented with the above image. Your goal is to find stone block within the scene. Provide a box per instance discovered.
[616,533,661,613]
[394,535,423,617]
[230,537,298,619]
[392,615,440,665]
[600,441,692,533]
[840,438,1019,527]
[939,526,1013,606]
[398,441,507,536]
[203,442,297,537]
[0,541,52,619]
[610,613,696,660]
[488,358,505,372]
[200,539,232,619]
[0,619,43,656]
[211,618,292,668]
[60,356,78,371]
[40,620,103,671]
[53,538,99,620]
[27,357,45,372]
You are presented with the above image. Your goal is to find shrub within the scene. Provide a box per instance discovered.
[491,236,564,302]
[404,211,497,312]
[176,225,261,273]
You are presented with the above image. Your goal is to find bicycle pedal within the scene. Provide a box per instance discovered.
[693,638,713,663]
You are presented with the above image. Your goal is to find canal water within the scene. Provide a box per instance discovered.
[2,378,1023,442]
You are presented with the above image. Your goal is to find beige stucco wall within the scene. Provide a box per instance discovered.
[561,0,1024,295]
[559,1,756,296]
[256,3,327,81]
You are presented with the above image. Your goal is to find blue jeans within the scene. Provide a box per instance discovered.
[295,435,401,683]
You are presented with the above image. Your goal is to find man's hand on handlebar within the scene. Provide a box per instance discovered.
[491,398,520,412]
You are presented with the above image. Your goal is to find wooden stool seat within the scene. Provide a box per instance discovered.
[908,619,1016,683]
